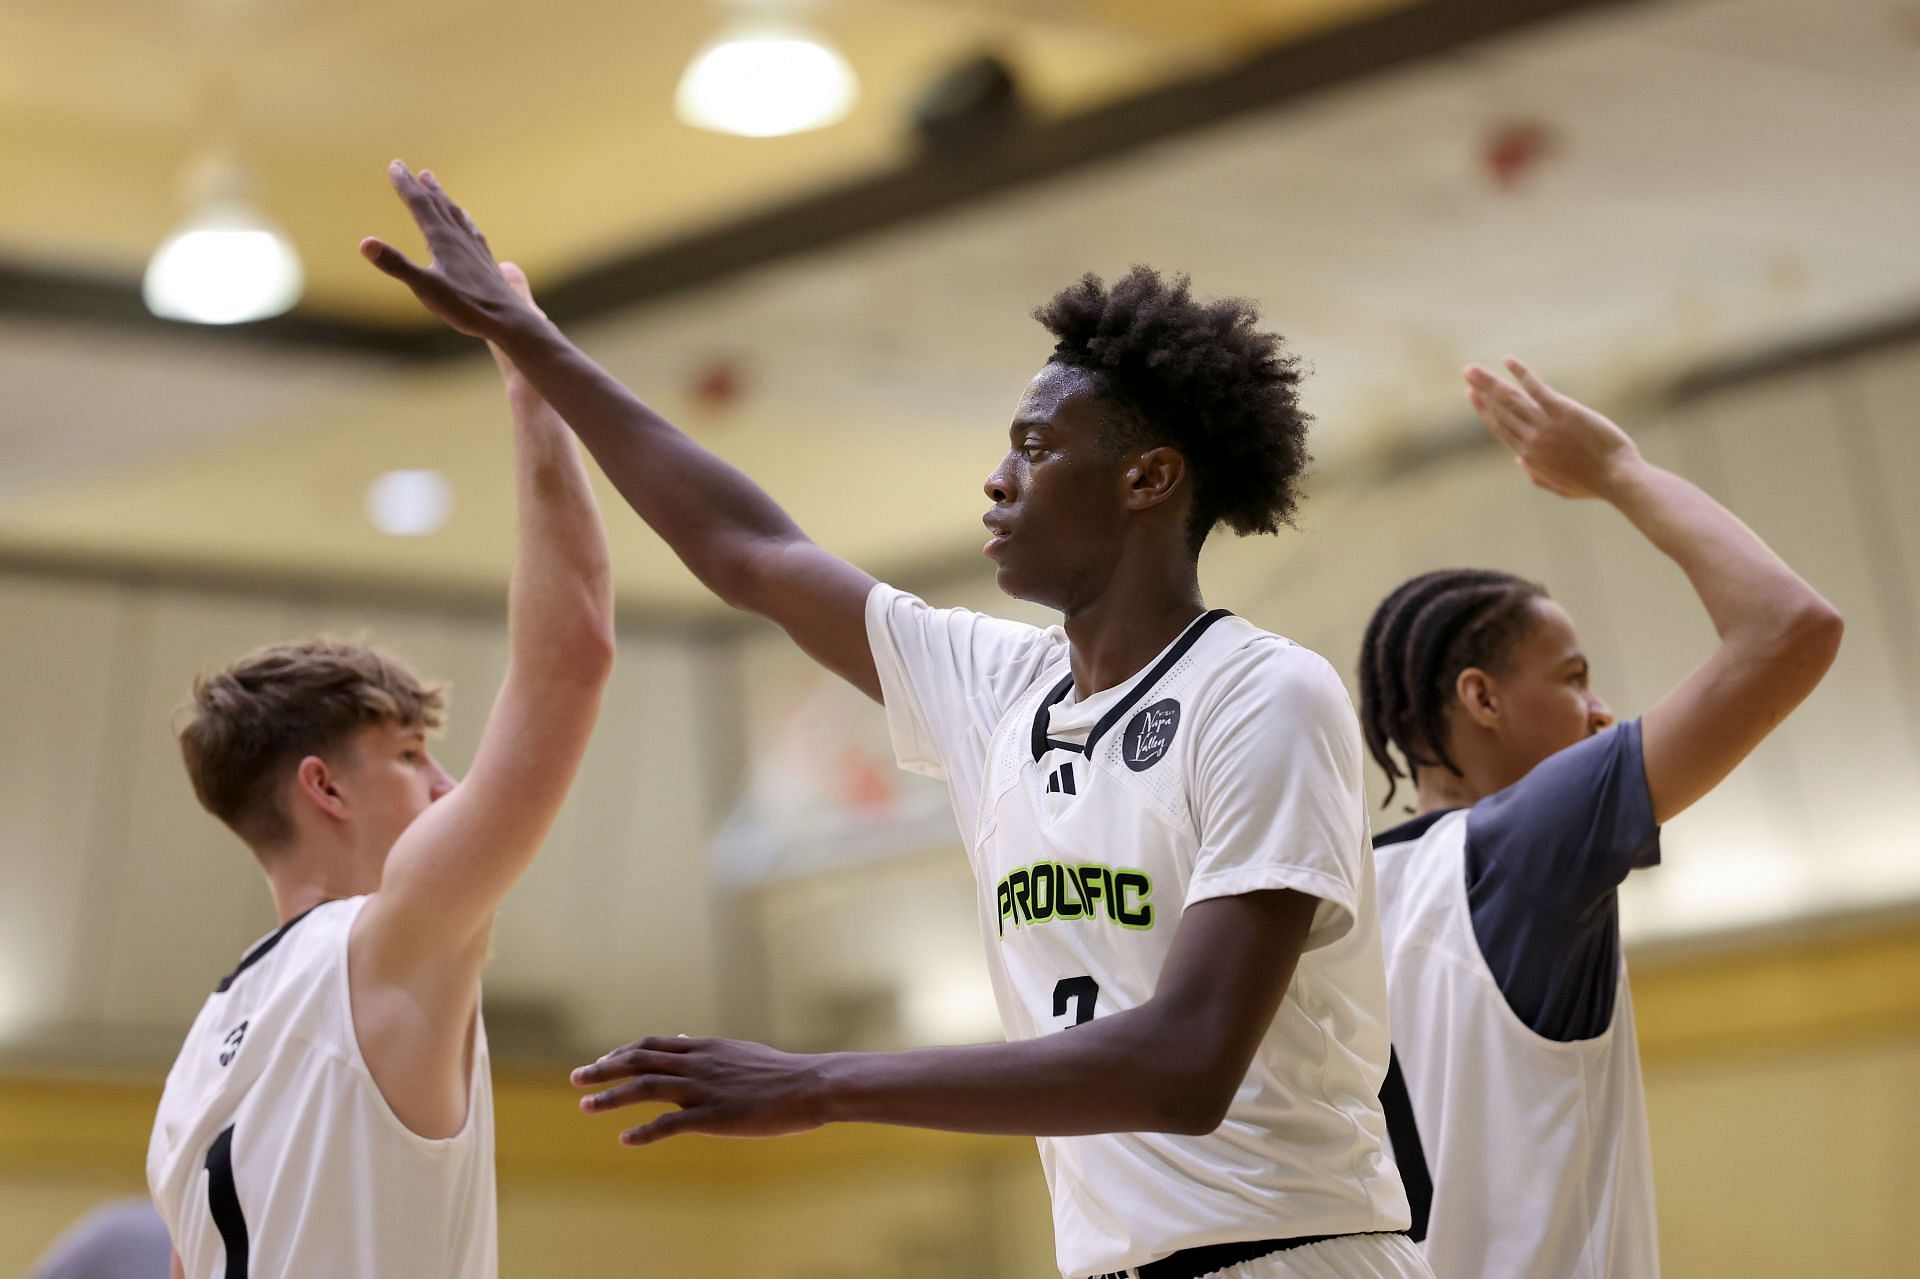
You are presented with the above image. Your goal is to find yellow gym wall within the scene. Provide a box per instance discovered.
[8,913,1918,1278]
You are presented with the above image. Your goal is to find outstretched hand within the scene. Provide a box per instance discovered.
[361,160,531,341]
[1464,357,1641,501]
[572,1035,829,1147]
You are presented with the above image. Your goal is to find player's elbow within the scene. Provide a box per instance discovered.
[1154,1075,1236,1136]
[1785,598,1844,673]
[1140,1055,1239,1135]
[540,616,617,688]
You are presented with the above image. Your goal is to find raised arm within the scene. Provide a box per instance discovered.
[569,889,1317,1144]
[1465,358,1843,823]
[350,266,615,1125]
[361,161,880,699]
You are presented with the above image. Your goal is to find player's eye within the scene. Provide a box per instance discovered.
[1021,444,1045,462]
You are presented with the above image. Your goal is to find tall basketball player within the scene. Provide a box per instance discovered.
[366,160,1431,1279]
[1358,359,1842,1278]
[146,266,614,1278]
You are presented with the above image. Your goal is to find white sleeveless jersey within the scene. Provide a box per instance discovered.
[868,587,1415,1279]
[1375,811,1658,1279]
[147,896,498,1278]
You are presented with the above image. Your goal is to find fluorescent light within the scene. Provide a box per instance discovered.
[143,170,303,325]
[365,469,453,537]
[676,20,857,138]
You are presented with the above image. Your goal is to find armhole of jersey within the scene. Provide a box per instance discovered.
[338,897,485,1148]
[1452,819,1627,1050]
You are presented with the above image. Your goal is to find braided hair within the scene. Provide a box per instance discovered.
[1357,568,1548,808]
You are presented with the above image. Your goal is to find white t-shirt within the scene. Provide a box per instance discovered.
[866,584,1410,1279]
[148,896,498,1278]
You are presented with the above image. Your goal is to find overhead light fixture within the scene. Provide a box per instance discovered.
[143,155,303,325]
[676,16,857,138]
[365,469,453,538]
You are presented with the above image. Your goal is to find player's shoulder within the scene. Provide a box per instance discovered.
[1198,618,1352,711]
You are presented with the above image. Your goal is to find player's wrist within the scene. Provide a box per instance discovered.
[1594,445,1653,506]
[803,1051,858,1126]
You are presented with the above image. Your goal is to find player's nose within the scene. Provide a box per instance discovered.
[428,758,457,800]
[984,455,1017,505]
[1587,693,1615,733]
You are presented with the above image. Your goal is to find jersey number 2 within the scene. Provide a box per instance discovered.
[1052,975,1099,1026]
[205,1124,251,1278]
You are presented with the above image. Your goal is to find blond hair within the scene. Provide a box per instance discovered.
[177,638,446,851]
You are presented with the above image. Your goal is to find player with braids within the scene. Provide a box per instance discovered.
[366,160,1432,1279]
[1357,568,1547,807]
[1361,360,1844,1279]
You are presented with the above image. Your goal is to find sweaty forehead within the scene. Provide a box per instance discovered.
[1013,362,1106,427]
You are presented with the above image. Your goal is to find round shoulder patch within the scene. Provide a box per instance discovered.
[1121,698,1182,772]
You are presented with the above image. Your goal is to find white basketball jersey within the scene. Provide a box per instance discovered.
[148,896,498,1278]
[868,586,1412,1279]
[1375,811,1658,1279]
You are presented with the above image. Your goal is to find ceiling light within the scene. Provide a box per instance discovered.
[365,470,453,538]
[143,157,303,325]
[676,18,857,138]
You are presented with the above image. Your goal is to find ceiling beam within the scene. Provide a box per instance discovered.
[0,0,1641,361]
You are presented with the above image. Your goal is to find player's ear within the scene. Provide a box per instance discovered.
[1124,446,1186,512]
[293,756,350,823]
[1455,667,1501,730]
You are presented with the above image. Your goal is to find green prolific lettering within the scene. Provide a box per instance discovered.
[996,860,1153,937]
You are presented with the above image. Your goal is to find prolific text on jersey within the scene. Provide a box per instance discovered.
[995,860,1153,937]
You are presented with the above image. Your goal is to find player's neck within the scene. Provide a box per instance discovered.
[264,842,379,924]
[1412,756,1505,814]
[1059,560,1207,696]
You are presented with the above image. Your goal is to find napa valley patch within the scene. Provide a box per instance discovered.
[1122,698,1181,772]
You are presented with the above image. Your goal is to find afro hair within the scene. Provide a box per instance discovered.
[1034,266,1311,551]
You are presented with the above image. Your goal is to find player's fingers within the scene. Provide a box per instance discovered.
[1464,364,1543,426]
[1503,357,1565,409]
[385,160,441,225]
[580,1075,700,1114]
[572,1046,690,1086]
[1467,388,1526,453]
[621,1108,703,1147]
[638,1035,705,1053]
[359,237,429,286]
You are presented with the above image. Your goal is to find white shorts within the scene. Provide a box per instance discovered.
[1144,1233,1434,1279]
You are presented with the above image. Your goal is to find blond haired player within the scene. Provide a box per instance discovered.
[146,266,614,1278]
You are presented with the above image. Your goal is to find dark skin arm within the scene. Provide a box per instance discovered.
[361,161,881,699]
[571,888,1317,1144]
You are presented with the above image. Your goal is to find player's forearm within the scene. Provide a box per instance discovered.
[1602,454,1840,661]
[495,314,814,613]
[505,385,616,682]
[814,1007,1232,1137]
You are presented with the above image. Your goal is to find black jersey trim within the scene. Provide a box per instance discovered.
[1084,609,1231,752]
[1371,807,1461,850]
[1028,609,1232,762]
[1028,673,1080,762]
[205,1124,251,1278]
[214,902,328,993]
[1379,1048,1432,1242]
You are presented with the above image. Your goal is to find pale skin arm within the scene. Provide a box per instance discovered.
[1466,358,1844,823]
[360,161,880,700]
[569,889,1316,1144]
[349,264,616,1136]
